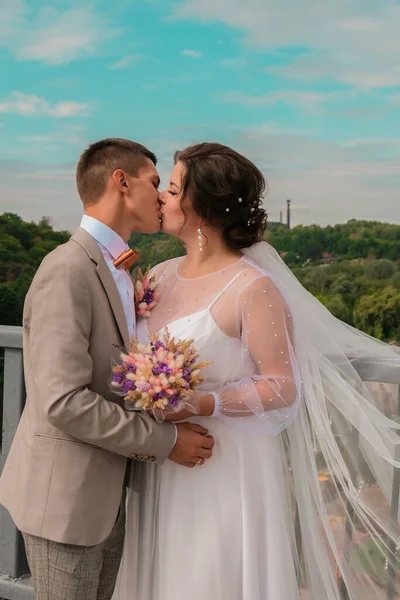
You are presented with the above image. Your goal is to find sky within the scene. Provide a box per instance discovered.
[0,0,399,232]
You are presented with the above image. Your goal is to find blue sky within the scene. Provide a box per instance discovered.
[0,0,399,230]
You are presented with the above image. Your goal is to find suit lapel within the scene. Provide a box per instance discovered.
[71,227,131,350]
[96,259,131,350]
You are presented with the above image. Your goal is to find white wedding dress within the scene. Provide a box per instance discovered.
[113,244,400,600]
[113,256,301,600]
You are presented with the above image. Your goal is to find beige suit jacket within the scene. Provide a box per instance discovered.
[0,228,176,546]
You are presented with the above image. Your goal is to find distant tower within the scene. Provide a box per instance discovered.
[286,199,291,229]
[280,211,283,224]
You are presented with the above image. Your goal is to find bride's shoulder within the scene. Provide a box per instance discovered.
[238,259,287,304]
[151,256,182,278]
[239,258,275,287]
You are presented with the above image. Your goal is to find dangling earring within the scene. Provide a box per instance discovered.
[197,226,204,252]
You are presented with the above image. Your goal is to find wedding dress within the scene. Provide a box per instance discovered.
[114,243,400,600]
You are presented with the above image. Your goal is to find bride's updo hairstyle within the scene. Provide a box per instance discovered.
[174,142,267,250]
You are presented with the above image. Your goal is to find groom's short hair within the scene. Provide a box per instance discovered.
[76,138,157,206]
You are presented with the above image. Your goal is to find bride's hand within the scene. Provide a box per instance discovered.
[146,395,215,422]
[145,407,194,422]
[163,395,215,421]
[163,408,194,422]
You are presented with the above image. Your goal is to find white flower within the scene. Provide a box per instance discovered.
[175,355,185,368]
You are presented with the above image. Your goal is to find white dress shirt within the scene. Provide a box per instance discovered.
[80,215,177,446]
[80,215,136,338]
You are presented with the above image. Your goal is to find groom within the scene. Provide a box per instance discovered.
[0,138,214,600]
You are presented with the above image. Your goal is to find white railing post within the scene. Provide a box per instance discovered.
[0,326,32,599]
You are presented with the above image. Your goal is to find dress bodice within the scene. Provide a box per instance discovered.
[137,307,256,394]
[134,255,300,435]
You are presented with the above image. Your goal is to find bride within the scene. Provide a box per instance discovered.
[114,143,400,599]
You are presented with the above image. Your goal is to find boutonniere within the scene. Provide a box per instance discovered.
[134,266,159,318]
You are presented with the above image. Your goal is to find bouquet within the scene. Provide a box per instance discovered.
[111,328,212,419]
[134,266,158,318]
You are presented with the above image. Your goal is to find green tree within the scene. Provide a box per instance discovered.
[364,259,396,280]
[326,294,353,324]
[0,283,19,325]
[329,275,356,299]
[354,286,400,341]
[391,271,400,291]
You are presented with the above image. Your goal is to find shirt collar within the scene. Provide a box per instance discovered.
[80,215,128,261]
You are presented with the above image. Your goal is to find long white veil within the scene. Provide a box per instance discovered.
[242,241,400,599]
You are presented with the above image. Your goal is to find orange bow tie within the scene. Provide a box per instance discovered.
[113,249,140,271]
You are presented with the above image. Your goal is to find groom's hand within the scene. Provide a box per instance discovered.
[168,423,214,468]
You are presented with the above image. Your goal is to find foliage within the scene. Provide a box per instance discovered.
[1,213,399,343]
[353,286,400,341]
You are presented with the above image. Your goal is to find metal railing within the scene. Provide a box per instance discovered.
[1,326,400,599]
[293,352,400,599]
[0,326,32,600]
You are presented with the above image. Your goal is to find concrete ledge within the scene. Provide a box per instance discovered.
[0,326,23,350]
[0,575,33,600]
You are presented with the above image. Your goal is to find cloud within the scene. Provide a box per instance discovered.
[230,126,400,225]
[0,1,26,38]
[110,54,143,69]
[182,49,202,58]
[18,125,87,147]
[0,4,118,64]
[3,126,398,231]
[0,92,88,118]
[172,0,400,89]
[221,89,348,114]
[0,160,80,232]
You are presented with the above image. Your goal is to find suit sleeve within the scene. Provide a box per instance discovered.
[27,249,176,463]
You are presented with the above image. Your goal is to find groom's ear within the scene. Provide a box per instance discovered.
[112,169,129,193]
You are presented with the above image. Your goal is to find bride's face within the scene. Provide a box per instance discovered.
[159,161,199,241]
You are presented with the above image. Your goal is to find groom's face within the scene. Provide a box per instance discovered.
[125,158,161,234]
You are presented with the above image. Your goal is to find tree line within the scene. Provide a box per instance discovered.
[1,212,399,343]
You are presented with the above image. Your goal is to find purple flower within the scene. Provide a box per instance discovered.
[169,393,180,407]
[113,372,124,385]
[153,392,164,401]
[127,363,137,373]
[143,290,154,304]
[153,361,173,377]
[183,367,191,380]
[122,380,136,394]
[154,341,166,351]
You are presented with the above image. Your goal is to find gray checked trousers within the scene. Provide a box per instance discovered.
[22,497,126,600]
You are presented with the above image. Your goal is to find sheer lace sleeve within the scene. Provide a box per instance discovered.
[210,274,301,434]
